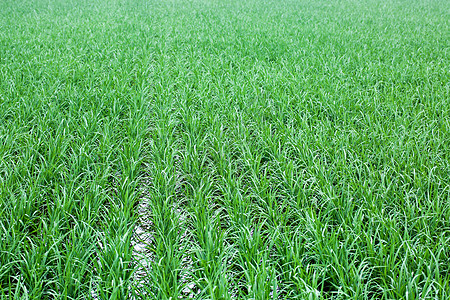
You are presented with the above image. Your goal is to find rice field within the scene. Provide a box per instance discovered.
[0,0,449,299]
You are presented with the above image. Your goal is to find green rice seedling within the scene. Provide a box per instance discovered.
[1,0,449,298]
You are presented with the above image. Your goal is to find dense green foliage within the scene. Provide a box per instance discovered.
[0,0,449,299]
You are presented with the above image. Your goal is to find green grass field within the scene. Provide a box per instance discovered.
[1,0,449,299]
